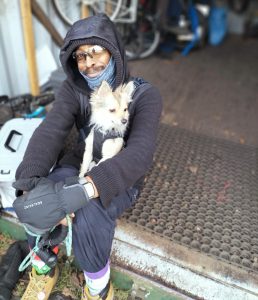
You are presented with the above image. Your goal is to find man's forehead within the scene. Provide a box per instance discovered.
[77,44,98,51]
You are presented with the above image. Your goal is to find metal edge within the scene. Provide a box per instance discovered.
[112,219,258,300]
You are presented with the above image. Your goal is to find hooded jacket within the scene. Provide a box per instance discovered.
[15,14,162,208]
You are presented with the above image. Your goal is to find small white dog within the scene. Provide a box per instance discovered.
[79,80,134,177]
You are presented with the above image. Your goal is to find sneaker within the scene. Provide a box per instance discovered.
[81,280,114,300]
[21,266,59,300]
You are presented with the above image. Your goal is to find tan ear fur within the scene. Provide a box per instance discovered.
[96,81,112,97]
[90,81,112,108]
[122,81,135,98]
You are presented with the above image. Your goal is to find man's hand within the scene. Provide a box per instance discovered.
[13,177,91,235]
[59,213,75,226]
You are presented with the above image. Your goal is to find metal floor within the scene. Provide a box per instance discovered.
[129,36,258,147]
[112,123,258,299]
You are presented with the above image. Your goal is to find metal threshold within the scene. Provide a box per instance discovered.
[112,220,258,300]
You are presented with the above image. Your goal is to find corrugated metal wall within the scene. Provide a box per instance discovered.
[0,0,69,97]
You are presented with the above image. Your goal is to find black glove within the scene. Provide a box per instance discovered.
[12,177,42,196]
[12,177,90,235]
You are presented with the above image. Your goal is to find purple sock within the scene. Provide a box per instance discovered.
[84,261,110,296]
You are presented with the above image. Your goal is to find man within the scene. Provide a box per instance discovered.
[13,14,162,300]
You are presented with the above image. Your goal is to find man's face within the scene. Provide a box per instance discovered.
[73,44,111,78]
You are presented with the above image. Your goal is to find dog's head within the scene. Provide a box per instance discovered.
[90,81,134,134]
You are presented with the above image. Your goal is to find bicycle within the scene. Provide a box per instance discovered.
[0,92,55,125]
[52,0,161,60]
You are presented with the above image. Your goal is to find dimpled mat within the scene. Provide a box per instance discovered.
[122,123,258,273]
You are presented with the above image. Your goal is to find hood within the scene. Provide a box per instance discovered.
[60,13,130,94]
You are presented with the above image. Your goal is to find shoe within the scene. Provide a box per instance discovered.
[21,266,59,300]
[81,281,114,300]
[0,241,29,300]
[49,291,73,299]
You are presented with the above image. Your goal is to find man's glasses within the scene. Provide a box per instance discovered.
[72,45,107,63]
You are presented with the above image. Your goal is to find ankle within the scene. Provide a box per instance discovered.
[84,262,110,296]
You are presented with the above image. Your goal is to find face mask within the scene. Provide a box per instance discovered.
[80,56,116,90]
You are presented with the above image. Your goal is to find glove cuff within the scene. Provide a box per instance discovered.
[59,179,90,214]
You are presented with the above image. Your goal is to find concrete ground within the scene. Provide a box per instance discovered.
[129,35,258,146]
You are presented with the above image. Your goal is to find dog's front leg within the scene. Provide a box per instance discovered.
[97,137,124,165]
[79,130,94,177]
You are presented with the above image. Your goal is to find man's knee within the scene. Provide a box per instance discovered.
[47,165,78,183]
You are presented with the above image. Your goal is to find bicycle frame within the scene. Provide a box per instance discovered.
[82,0,123,21]
[113,0,138,24]
[52,0,160,60]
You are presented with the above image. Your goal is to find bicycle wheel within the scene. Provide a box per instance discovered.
[117,14,160,60]
[52,0,123,26]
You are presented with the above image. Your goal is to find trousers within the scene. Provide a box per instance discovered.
[27,165,138,272]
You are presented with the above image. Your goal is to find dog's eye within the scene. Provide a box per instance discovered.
[124,108,127,112]
[109,109,116,113]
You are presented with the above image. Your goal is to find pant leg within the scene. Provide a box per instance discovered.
[47,164,79,182]
[72,187,138,273]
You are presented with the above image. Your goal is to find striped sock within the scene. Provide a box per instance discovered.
[84,261,110,296]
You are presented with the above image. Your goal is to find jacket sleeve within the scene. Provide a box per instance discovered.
[88,85,162,207]
[15,81,80,180]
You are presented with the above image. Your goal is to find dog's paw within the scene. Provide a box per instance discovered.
[88,161,96,171]
[78,172,84,178]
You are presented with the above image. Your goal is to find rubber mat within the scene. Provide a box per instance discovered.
[122,123,258,273]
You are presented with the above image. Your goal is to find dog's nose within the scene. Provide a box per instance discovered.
[121,119,127,124]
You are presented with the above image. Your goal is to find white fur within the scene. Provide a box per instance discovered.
[79,81,134,177]
[79,130,94,177]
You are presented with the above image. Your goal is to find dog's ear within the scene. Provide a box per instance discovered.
[122,81,135,99]
[97,81,112,97]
